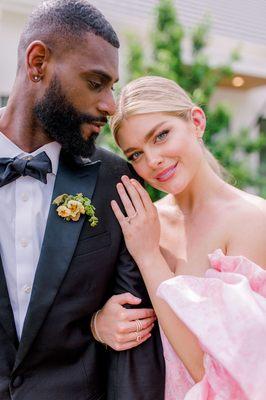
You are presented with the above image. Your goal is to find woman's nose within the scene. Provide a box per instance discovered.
[146,153,163,169]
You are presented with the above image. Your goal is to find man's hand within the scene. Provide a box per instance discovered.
[92,293,156,351]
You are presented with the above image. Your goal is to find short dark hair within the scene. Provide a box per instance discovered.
[18,0,119,66]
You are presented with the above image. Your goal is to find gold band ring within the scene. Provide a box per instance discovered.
[136,334,142,342]
[135,319,142,333]
[125,212,138,224]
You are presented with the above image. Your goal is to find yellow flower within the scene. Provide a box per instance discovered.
[57,205,71,218]
[79,204,85,214]
[67,200,85,215]
[53,194,68,206]
[70,212,81,221]
[52,192,98,227]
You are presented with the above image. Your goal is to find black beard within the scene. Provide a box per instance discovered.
[33,77,107,157]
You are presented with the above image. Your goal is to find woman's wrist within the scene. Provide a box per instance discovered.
[134,248,163,269]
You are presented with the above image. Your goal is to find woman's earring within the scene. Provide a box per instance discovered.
[33,76,41,82]
[195,126,203,144]
[197,137,203,144]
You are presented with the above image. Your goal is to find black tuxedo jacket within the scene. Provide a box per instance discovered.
[0,147,165,400]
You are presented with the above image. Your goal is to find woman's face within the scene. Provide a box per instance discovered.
[117,112,205,195]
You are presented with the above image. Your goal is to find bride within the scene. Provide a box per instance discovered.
[108,76,266,399]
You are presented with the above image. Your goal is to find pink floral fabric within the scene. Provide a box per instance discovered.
[157,249,266,399]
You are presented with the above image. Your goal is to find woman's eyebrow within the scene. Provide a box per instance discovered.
[124,121,167,155]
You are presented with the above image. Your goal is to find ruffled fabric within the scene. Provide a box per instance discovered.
[157,249,266,400]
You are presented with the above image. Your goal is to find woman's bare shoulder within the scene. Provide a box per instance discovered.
[229,188,266,219]
[225,188,266,267]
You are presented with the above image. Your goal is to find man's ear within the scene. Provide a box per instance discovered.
[191,107,206,138]
[26,40,50,83]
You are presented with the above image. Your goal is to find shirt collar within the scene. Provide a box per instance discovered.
[0,132,61,175]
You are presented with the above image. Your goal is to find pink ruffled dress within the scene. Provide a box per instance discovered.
[157,249,266,400]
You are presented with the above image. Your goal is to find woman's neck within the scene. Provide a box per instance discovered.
[172,160,227,218]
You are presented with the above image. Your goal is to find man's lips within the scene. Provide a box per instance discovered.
[88,121,106,133]
[155,163,178,182]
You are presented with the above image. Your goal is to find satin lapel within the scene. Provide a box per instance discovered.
[0,255,18,347]
[14,153,101,370]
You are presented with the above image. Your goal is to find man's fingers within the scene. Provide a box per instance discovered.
[119,324,154,343]
[126,308,155,321]
[128,316,156,332]
[110,293,142,306]
[117,316,156,335]
[114,333,151,351]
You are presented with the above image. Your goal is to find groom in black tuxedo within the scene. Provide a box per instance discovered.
[0,1,164,399]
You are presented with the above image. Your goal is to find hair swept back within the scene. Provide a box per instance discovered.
[18,0,119,67]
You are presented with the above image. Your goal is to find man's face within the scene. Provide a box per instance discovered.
[34,33,119,157]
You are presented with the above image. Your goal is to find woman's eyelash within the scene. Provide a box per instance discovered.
[127,130,169,161]
[128,151,142,161]
[155,130,169,141]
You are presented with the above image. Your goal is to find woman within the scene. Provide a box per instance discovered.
[109,76,266,399]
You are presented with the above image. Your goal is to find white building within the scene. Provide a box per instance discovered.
[0,0,266,155]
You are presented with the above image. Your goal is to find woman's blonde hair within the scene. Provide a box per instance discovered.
[110,76,225,178]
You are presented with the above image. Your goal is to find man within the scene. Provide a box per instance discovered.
[0,1,165,399]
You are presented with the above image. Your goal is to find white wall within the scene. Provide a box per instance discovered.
[0,10,28,94]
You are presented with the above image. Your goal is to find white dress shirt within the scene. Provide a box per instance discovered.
[0,132,61,339]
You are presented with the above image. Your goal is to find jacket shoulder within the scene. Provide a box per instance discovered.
[91,146,125,165]
[91,146,139,180]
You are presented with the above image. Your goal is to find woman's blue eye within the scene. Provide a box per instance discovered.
[155,130,169,142]
[128,151,142,162]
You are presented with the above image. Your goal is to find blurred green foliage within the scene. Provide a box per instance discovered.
[103,0,266,200]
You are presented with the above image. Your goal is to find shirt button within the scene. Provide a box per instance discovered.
[23,285,32,294]
[21,193,29,202]
[20,239,29,248]
[23,155,32,161]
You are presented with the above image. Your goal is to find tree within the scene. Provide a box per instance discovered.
[101,0,266,200]
[103,0,266,200]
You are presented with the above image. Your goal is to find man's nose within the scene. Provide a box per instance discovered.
[97,91,116,116]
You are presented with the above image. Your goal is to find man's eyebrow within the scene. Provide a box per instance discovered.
[87,69,119,84]
[124,121,167,155]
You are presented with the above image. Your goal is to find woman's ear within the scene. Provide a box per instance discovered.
[191,107,206,138]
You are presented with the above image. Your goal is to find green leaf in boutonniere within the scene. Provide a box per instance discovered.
[52,193,98,227]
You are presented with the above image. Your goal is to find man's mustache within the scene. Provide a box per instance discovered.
[80,114,108,125]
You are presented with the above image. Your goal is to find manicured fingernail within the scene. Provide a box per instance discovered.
[134,297,142,302]
[122,175,129,182]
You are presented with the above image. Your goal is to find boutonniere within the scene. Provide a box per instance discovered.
[52,193,98,227]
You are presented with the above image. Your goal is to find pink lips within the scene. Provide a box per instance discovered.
[155,163,178,182]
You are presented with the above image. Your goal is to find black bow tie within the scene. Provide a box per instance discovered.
[0,151,52,188]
